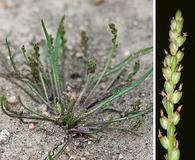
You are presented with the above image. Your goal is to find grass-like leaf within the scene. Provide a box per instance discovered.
[41,20,61,99]
[79,68,152,120]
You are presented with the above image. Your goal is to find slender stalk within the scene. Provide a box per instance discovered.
[6,39,21,77]
[159,10,186,160]
[100,47,152,79]
[75,105,152,135]
[104,68,123,92]
[0,96,56,123]
[21,45,28,62]
[74,74,92,107]
[22,78,48,105]
[87,47,152,90]
[39,70,49,102]
[18,96,53,120]
[0,73,39,103]
[83,22,118,104]
[112,105,152,122]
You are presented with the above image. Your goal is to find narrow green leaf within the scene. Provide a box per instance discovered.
[55,15,65,55]
[41,20,61,99]
[18,96,53,121]
[88,47,152,90]
[6,39,21,77]
[84,22,119,103]
[78,68,152,120]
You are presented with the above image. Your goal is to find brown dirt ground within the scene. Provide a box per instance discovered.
[0,0,153,160]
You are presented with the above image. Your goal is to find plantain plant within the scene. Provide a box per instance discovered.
[0,16,152,159]
[158,10,186,160]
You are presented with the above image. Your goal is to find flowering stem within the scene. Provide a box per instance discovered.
[159,10,186,160]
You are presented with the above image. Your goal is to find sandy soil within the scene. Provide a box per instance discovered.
[0,0,153,159]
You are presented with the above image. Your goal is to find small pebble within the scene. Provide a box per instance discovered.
[67,86,72,91]
[0,129,11,144]
[41,111,49,116]
[7,96,17,105]
[84,151,90,156]
[79,26,86,31]
[74,141,80,146]
[67,23,73,29]
[69,155,80,160]
[91,0,105,5]
[124,51,130,56]
[30,155,39,160]
[39,104,47,112]
[112,59,116,64]
[0,2,15,9]
[119,154,124,159]
[129,149,133,153]
[69,51,74,56]
[76,52,83,58]
[28,123,36,130]
[73,1,81,9]
[69,91,77,101]
[67,45,73,50]
[42,131,48,139]
[65,146,72,153]
[87,141,92,145]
